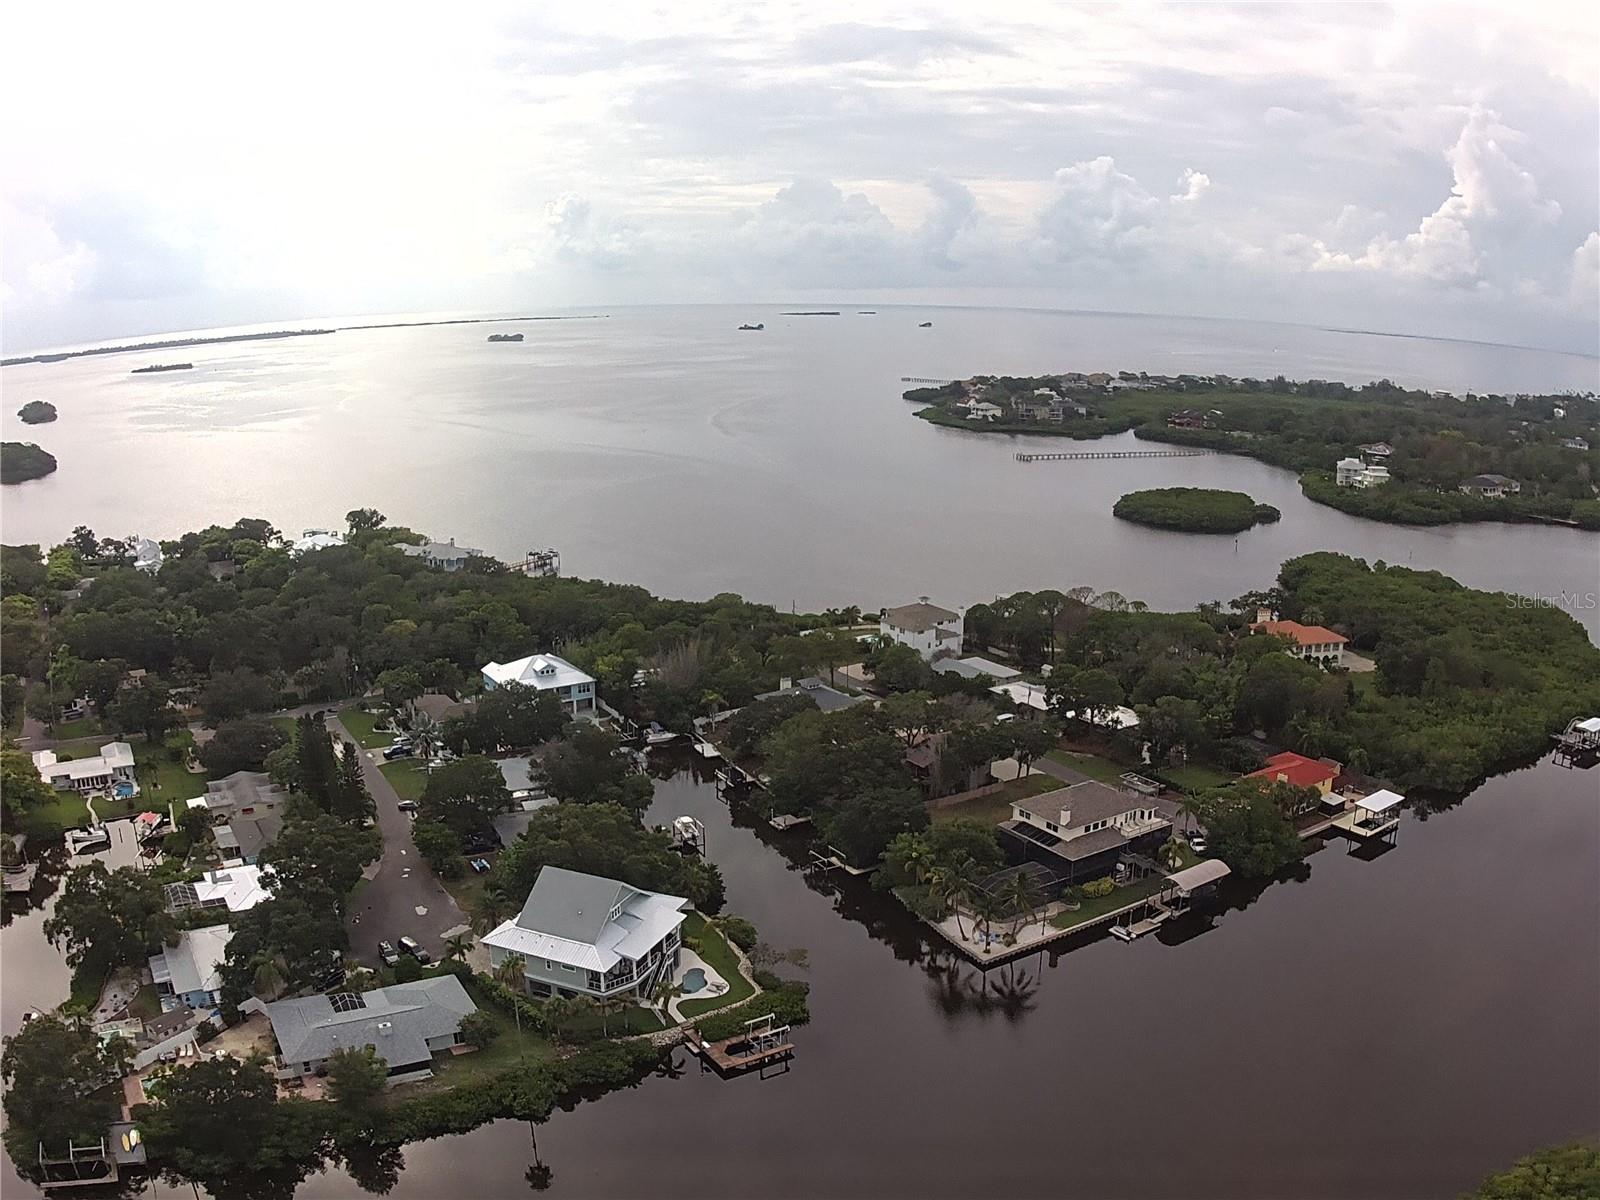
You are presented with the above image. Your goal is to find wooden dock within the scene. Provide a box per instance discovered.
[683,1021,794,1075]
[1015,448,1212,462]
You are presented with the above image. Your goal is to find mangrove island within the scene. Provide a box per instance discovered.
[0,442,58,484]
[1113,487,1280,533]
[16,401,57,424]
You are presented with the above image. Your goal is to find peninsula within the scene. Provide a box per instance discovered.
[906,372,1600,530]
[2,329,335,368]
[131,362,193,374]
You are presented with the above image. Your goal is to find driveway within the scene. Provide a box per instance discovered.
[329,714,465,967]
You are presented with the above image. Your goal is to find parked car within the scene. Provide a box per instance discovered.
[995,713,1017,724]
[383,741,415,760]
[461,829,503,854]
[470,857,491,873]
[397,936,431,965]
[1187,835,1208,854]
[396,799,419,813]
[377,940,400,967]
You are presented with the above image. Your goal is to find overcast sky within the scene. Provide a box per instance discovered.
[3,2,1597,353]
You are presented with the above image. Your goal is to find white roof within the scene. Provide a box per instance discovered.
[149,925,232,998]
[193,866,271,912]
[482,866,688,974]
[1358,789,1405,815]
[292,529,345,553]
[1575,717,1600,734]
[1049,702,1142,730]
[1165,860,1232,893]
[400,539,484,561]
[33,742,135,781]
[1337,457,1365,470]
[990,681,1050,711]
[959,656,1021,680]
[482,653,595,691]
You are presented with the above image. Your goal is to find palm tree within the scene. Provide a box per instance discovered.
[495,953,528,1059]
[970,890,1005,951]
[443,933,473,964]
[252,956,287,999]
[542,994,579,1044]
[1159,836,1185,870]
[1001,872,1044,938]
[652,976,688,1023]
[472,890,511,935]
[594,994,626,1038]
[411,711,443,764]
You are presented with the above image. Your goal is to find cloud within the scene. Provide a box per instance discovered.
[1572,232,1600,308]
[1035,157,1161,263]
[1170,169,1211,204]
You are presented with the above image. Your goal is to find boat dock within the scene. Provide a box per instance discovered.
[1015,448,1212,462]
[769,813,810,831]
[683,1016,795,1076]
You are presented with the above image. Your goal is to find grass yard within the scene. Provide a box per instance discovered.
[1161,762,1234,792]
[381,761,428,801]
[49,716,107,742]
[1044,749,1131,784]
[1049,873,1169,933]
[930,772,1060,827]
[339,706,396,749]
[678,912,757,1018]
[270,716,299,741]
[136,749,209,805]
[406,1007,555,1091]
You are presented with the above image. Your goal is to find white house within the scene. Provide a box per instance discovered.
[482,866,689,1000]
[399,538,485,571]
[1336,457,1390,488]
[1561,436,1589,451]
[1458,474,1522,498]
[481,653,596,714]
[132,538,164,573]
[292,528,345,554]
[163,865,272,915]
[966,402,1003,421]
[880,599,964,661]
[149,925,233,1013]
[33,742,136,794]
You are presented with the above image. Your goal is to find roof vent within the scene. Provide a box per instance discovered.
[377,1021,393,1035]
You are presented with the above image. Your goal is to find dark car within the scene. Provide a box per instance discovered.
[377,940,401,967]
[461,829,503,855]
[397,936,431,965]
[382,741,414,760]
[396,799,419,813]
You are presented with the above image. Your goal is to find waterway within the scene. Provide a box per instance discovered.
[3,306,1596,635]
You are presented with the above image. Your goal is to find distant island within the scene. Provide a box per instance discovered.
[131,362,193,374]
[905,371,1599,530]
[1,441,58,484]
[16,400,57,424]
[738,323,764,331]
[486,333,524,342]
[2,328,335,368]
[781,311,840,316]
[1114,487,1281,533]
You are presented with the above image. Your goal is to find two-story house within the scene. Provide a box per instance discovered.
[481,653,597,715]
[880,599,964,661]
[399,537,485,572]
[999,780,1171,883]
[1250,617,1348,668]
[482,866,689,1000]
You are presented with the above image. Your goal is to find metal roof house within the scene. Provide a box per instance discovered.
[164,865,272,914]
[481,653,596,715]
[399,537,485,572]
[482,866,689,1000]
[264,975,477,1083]
[149,925,233,1014]
[933,656,1022,682]
[754,676,865,713]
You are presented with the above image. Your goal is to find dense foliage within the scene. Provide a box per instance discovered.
[17,401,58,424]
[0,441,57,483]
[1113,487,1280,534]
[1464,1144,1600,1200]
[2,1017,132,1181]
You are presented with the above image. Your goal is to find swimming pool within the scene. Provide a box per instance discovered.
[681,967,707,994]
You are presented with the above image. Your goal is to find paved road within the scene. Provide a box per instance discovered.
[330,714,465,967]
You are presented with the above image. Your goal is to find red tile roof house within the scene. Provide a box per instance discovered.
[1246,751,1341,796]
[1250,618,1348,668]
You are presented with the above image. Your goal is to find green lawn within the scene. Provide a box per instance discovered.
[678,912,757,1018]
[930,772,1060,827]
[135,747,209,805]
[50,716,107,741]
[270,716,298,741]
[1161,762,1234,792]
[381,761,427,801]
[1048,874,1169,932]
[339,706,396,749]
[407,1007,555,1091]
[1044,749,1131,784]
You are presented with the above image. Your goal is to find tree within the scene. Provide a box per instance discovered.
[1048,668,1124,725]
[345,508,387,534]
[43,861,175,980]
[107,676,177,743]
[293,713,341,812]
[1,748,58,829]
[410,711,443,761]
[1000,870,1045,936]
[814,783,926,868]
[326,1045,388,1113]
[723,692,813,757]
[374,666,423,717]
[1136,695,1207,764]
[201,716,288,776]
[459,1010,501,1049]
[2,1016,130,1179]
[537,726,652,816]
[443,932,473,962]
[176,803,214,847]
[1198,783,1304,877]
[259,803,379,902]
[421,756,513,839]
[200,666,278,724]
[878,691,943,747]
[414,819,465,878]
[1466,1144,1600,1200]
[447,684,568,755]
[334,740,372,825]
[68,525,99,559]
[1006,718,1058,776]
[871,643,933,692]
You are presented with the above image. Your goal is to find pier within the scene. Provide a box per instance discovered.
[900,376,956,384]
[684,1016,795,1076]
[1014,448,1212,462]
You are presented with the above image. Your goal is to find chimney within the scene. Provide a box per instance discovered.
[779,677,792,691]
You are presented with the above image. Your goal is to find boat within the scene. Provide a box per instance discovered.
[66,826,111,854]
[918,321,933,328]
[487,332,524,342]
[645,722,680,747]
[131,363,193,373]
[738,323,764,331]
[134,811,169,842]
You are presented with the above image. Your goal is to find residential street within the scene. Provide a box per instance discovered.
[330,714,466,967]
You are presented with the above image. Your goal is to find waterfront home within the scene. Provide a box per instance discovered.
[1458,473,1522,498]
[905,730,995,798]
[1335,457,1390,488]
[481,653,596,715]
[1358,441,1394,459]
[881,599,964,661]
[264,976,477,1083]
[132,537,164,573]
[291,528,345,554]
[482,866,688,1000]
[399,537,484,571]
[755,675,865,713]
[1166,408,1208,429]
[1250,618,1348,668]
[163,864,272,914]
[32,742,136,794]
[933,655,1022,683]
[187,770,288,825]
[999,781,1171,883]
[966,402,1003,421]
[149,925,233,1013]
[1246,750,1340,795]
[1561,436,1590,451]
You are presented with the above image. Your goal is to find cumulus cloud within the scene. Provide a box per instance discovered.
[1572,232,1600,308]
[1171,168,1211,204]
[1035,157,1161,262]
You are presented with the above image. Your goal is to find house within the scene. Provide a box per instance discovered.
[1561,436,1589,452]
[1335,457,1390,488]
[264,976,477,1083]
[754,676,864,713]
[966,402,1003,421]
[1085,373,1111,386]
[399,538,485,572]
[148,925,233,1013]
[132,537,164,573]
[904,731,994,798]
[481,653,596,715]
[1250,618,1348,667]
[187,771,288,825]
[1000,781,1171,883]
[1246,750,1340,796]
[482,866,689,1000]
[1167,409,1208,429]
[932,655,1022,683]
[32,743,136,794]
[414,692,471,723]
[215,811,284,866]
[291,528,345,554]
[164,865,272,914]
[989,680,1051,715]
[1458,473,1521,498]
[1358,441,1393,459]
[880,599,964,661]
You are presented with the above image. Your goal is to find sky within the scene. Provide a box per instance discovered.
[3,2,1598,354]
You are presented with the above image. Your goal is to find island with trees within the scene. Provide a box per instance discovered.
[1113,487,1280,533]
[16,400,57,424]
[906,372,1599,529]
[1,441,58,484]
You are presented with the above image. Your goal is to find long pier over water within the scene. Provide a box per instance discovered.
[1014,448,1213,462]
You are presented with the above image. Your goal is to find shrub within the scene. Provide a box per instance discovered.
[458,1010,500,1048]
[717,915,758,951]
[694,981,810,1042]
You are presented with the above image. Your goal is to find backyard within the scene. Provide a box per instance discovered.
[1048,872,1171,933]
[930,773,1060,827]
[678,912,756,1019]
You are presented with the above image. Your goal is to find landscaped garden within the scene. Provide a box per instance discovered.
[678,912,755,1018]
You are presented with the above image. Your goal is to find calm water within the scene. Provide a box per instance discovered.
[2,306,1597,634]
[3,308,1599,1197]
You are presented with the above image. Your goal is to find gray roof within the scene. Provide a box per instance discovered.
[149,925,232,998]
[1004,820,1128,861]
[401,539,484,561]
[266,975,476,1069]
[754,677,864,713]
[514,866,641,945]
[1464,473,1517,487]
[494,756,536,793]
[882,601,959,633]
[415,693,470,722]
[932,656,1020,682]
[205,771,288,812]
[1024,780,1148,830]
[227,811,283,861]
